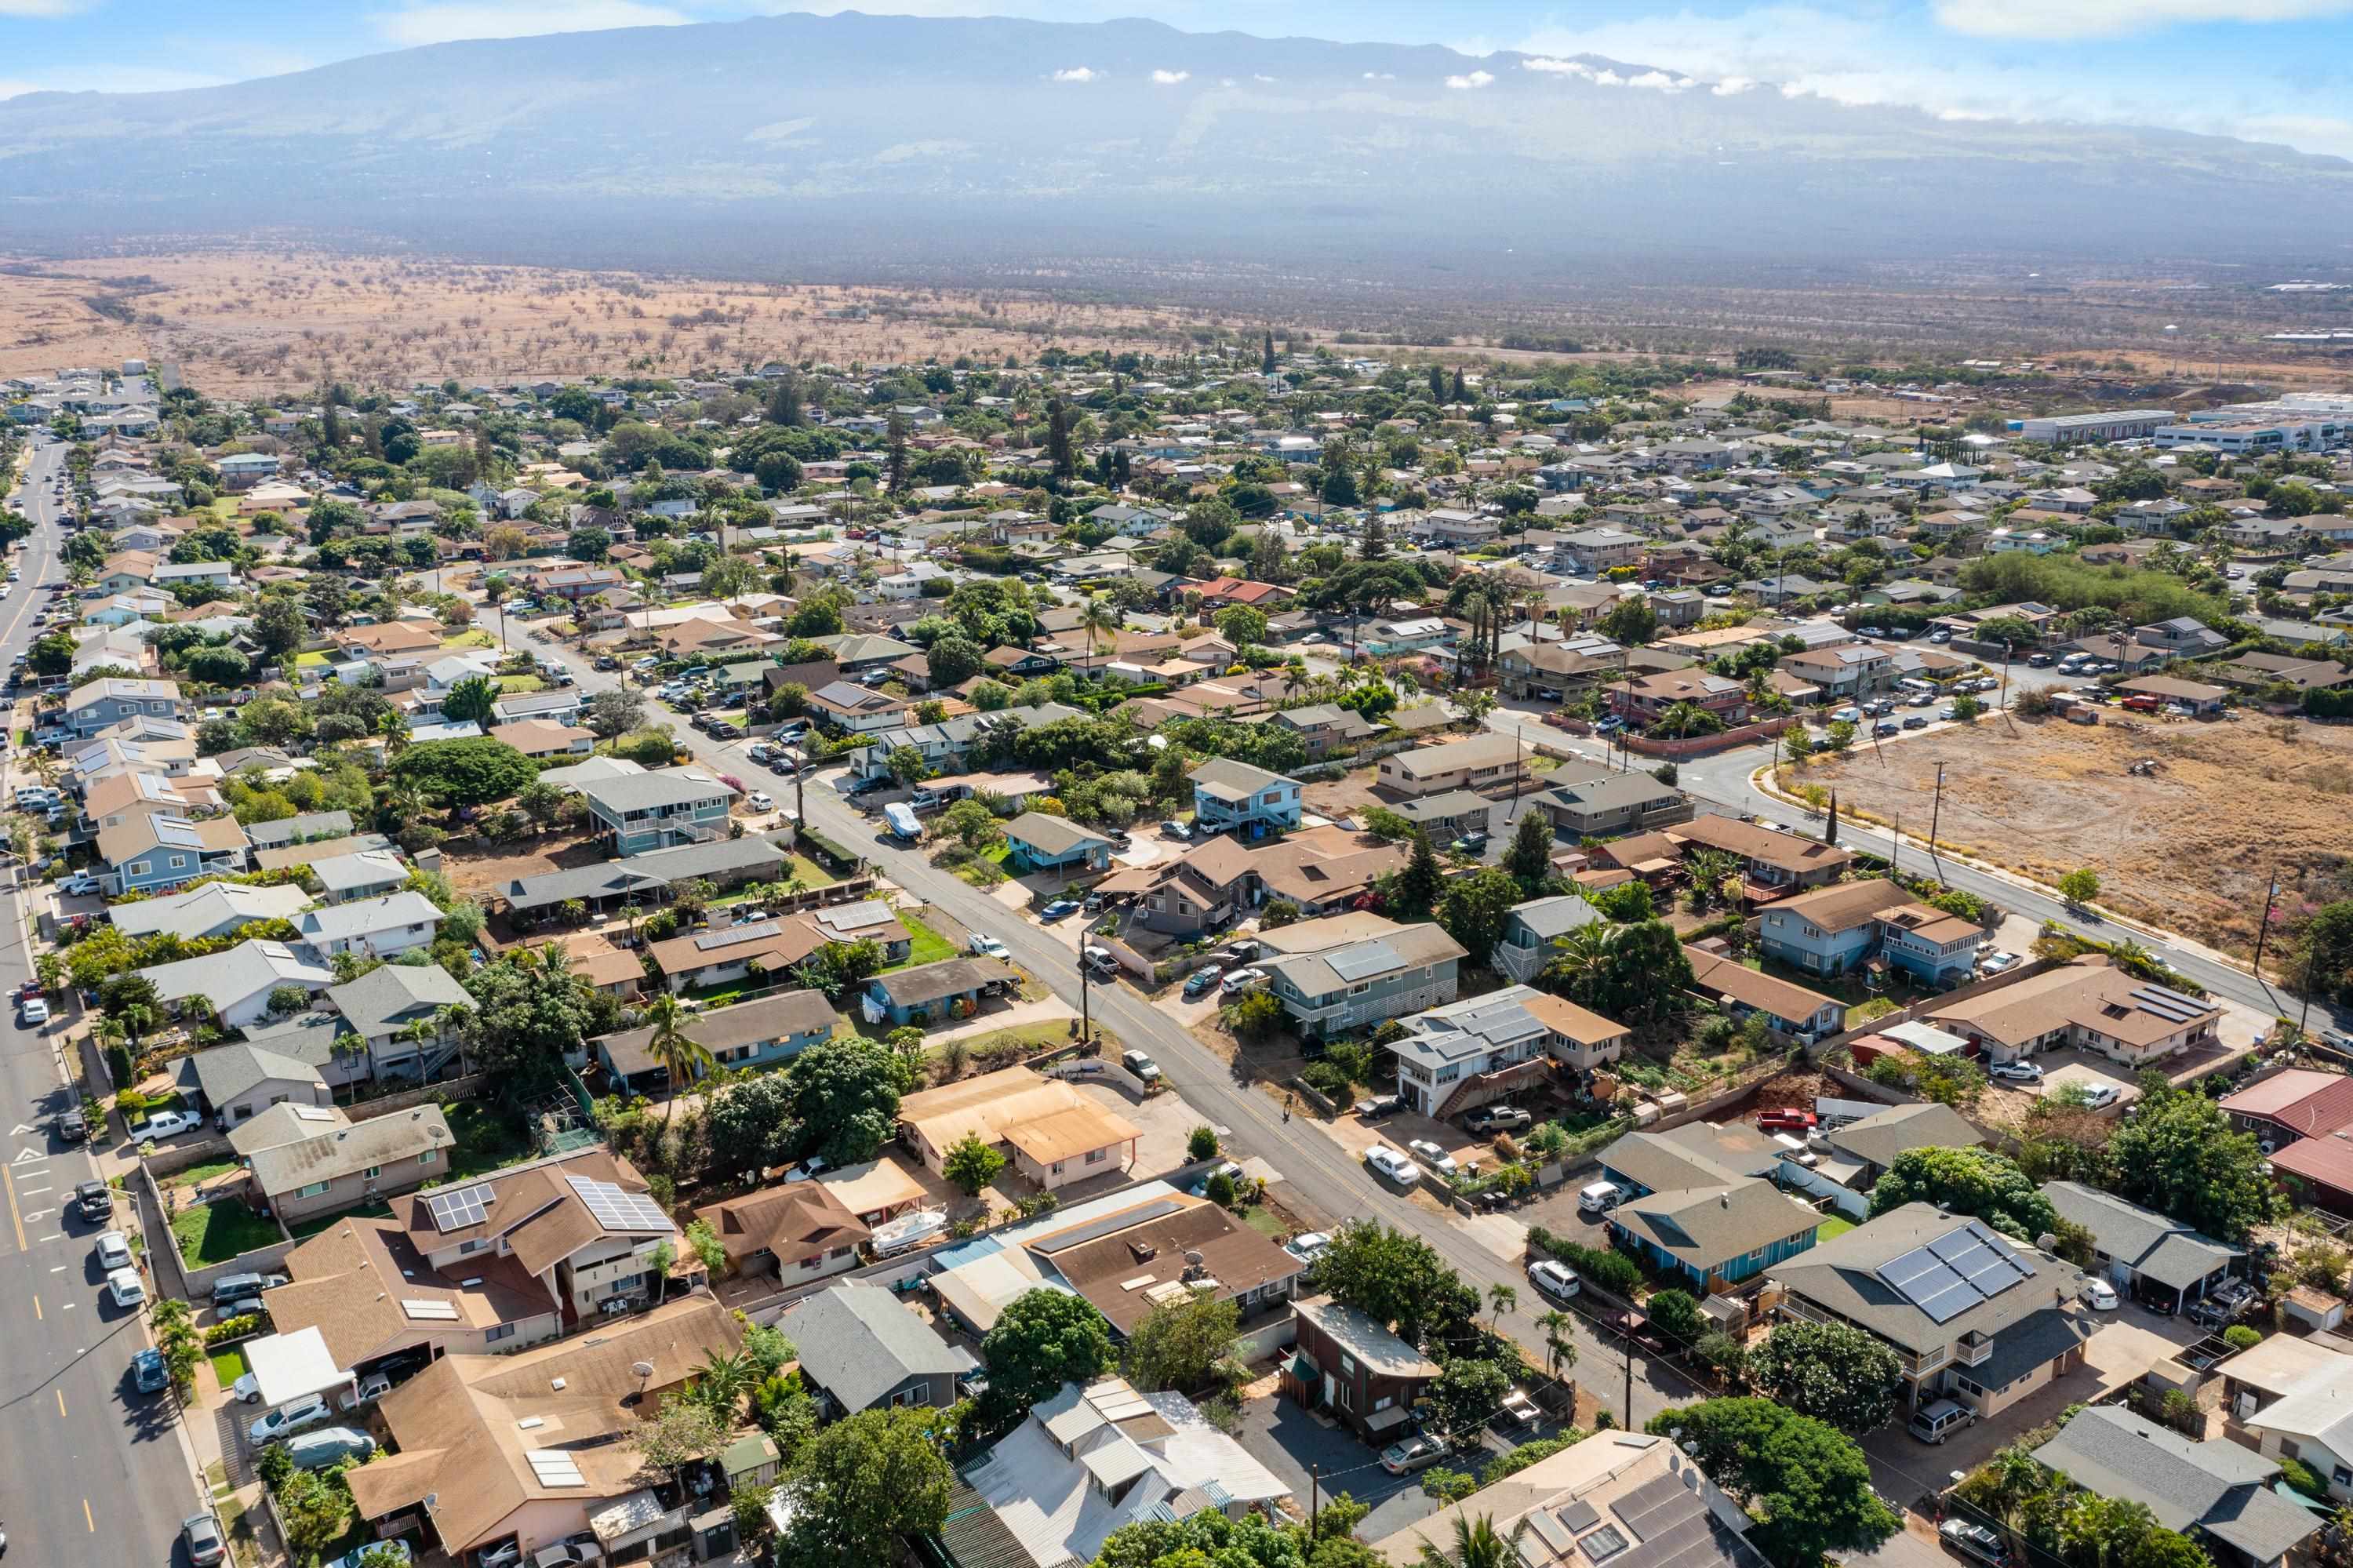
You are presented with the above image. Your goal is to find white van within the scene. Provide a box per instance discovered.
[1907,1398,1977,1445]
[1578,1181,1627,1215]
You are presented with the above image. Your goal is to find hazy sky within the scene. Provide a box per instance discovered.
[5,0,2351,158]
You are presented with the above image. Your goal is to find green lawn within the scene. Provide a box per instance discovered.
[170,1200,281,1268]
[1816,1216,1856,1243]
[784,853,835,889]
[441,629,495,650]
[292,651,329,669]
[682,979,758,1009]
[443,1101,532,1181]
[289,1200,391,1240]
[496,674,546,694]
[208,1345,249,1389]
[167,1159,239,1188]
[893,909,958,970]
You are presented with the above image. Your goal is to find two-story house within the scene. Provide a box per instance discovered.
[231,1102,456,1225]
[1286,1295,1442,1441]
[1533,773,1691,841]
[1665,814,1855,901]
[1610,668,1752,728]
[325,961,475,1085]
[579,770,735,857]
[293,890,443,966]
[1684,945,1847,1041]
[1264,703,1381,761]
[64,676,184,737]
[1758,877,1984,986]
[1375,733,1528,799]
[843,702,1090,780]
[96,806,251,896]
[1260,919,1467,1042]
[1494,895,1607,985]
[1770,1203,2094,1418]
[1919,955,2221,1068]
[1189,758,1302,841]
[1779,642,1895,699]
[592,988,838,1094]
[1389,984,1628,1118]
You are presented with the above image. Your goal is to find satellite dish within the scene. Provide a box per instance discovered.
[631,1361,656,1380]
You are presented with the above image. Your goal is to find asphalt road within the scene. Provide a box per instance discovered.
[518,624,1711,1439]
[0,433,208,1563]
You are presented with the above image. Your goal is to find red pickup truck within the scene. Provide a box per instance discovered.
[1755,1108,1817,1133]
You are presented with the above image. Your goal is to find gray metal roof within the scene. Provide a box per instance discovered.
[502,834,788,910]
[327,961,473,1041]
[177,1042,325,1107]
[595,988,837,1078]
[873,958,1008,1009]
[2040,1181,2242,1290]
[1508,894,1606,944]
[576,769,735,813]
[1823,1103,1985,1170]
[246,809,356,849]
[2032,1406,2315,1563]
[781,1284,976,1413]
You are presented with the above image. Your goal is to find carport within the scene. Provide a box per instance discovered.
[242,1326,355,1413]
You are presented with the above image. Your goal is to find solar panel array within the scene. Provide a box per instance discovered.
[1875,1221,2034,1324]
[526,1449,585,1488]
[565,1175,675,1235]
[402,1298,460,1321]
[694,921,780,952]
[1326,940,1401,983]
[425,1182,497,1232]
[2129,984,2209,1024]
[1031,1198,1184,1255]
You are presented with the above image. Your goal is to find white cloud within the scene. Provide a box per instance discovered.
[1150,67,1189,84]
[1522,56,1594,77]
[374,0,688,46]
[1049,66,1099,82]
[1253,72,1278,82]
[1933,0,2353,37]
[1362,70,1395,80]
[1444,69,1495,89]
[1712,75,1757,95]
[1624,69,1691,89]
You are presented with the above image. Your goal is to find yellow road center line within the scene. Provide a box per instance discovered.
[3,1165,25,1252]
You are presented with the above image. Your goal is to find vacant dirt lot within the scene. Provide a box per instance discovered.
[0,250,1192,395]
[1802,713,2353,956]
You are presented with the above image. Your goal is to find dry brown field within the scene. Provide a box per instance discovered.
[1799,711,2353,958]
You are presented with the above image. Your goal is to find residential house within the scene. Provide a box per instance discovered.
[998,1192,1304,1340]
[2220,1068,2353,1150]
[232,1103,456,1225]
[592,988,838,1094]
[1368,1429,1769,1568]
[96,808,251,896]
[1494,895,1607,985]
[1596,1121,1821,1290]
[806,679,915,734]
[2031,1408,2315,1568]
[1533,773,1691,840]
[2118,675,2230,716]
[1262,920,1468,1041]
[1002,812,1115,876]
[1770,1202,2093,1417]
[293,890,443,965]
[261,1209,561,1372]
[1390,984,1628,1118]
[1667,814,1856,900]
[578,770,734,857]
[948,1376,1289,1568]
[842,703,1090,780]
[1609,669,1753,728]
[174,1039,333,1128]
[2040,1181,2242,1312]
[1109,826,1406,937]
[489,719,595,759]
[340,1300,742,1568]
[1780,642,1895,699]
[1757,877,1984,986]
[311,849,411,905]
[692,1182,870,1287]
[1189,758,1303,840]
[1918,955,2220,1068]
[861,957,1020,1030]
[894,1066,1141,1191]
[1779,1102,1986,1219]
[325,962,474,1085]
[1375,733,1529,799]
[1684,946,1847,1041]
[2227,1336,2353,1504]
[245,809,359,853]
[1284,1295,1442,1442]
[1265,703,1380,760]
[138,939,335,1031]
[64,676,185,737]
[107,880,311,944]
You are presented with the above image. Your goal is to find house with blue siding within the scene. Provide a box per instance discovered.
[1597,1121,1822,1292]
[96,805,250,896]
[1002,813,1115,877]
[1189,759,1302,841]
[1683,945,1848,1042]
[64,676,185,738]
[1757,878,1984,988]
[578,770,736,857]
[861,957,1016,1029]
[592,988,839,1095]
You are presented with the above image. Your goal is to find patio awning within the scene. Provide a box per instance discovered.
[1364,1405,1412,1433]
[245,1326,353,1408]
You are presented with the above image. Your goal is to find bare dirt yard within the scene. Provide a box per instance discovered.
[1799,712,2353,958]
[0,249,1197,395]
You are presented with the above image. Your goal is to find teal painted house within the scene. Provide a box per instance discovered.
[1001,812,1114,877]
[1596,1121,1823,1293]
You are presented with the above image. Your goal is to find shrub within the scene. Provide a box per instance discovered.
[1187,1126,1220,1162]
[1205,1172,1238,1208]
[1528,1228,1644,1296]
[2223,1324,2262,1352]
[2282,1457,2328,1499]
[205,1312,262,1345]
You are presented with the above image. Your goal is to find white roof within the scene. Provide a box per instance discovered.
[244,1326,352,1407]
[311,850,409,894]
[108,882,312,944]
[140,940,333,1006]
[295,890,442,943]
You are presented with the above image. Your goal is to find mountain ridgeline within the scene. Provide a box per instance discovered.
[0,11,2345,276]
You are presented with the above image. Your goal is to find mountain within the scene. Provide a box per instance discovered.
[0,11,2345,278]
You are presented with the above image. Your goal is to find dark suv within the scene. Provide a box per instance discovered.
[75,1179,112,1221]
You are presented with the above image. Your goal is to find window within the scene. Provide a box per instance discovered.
[800,1253,823,1270]
[296,1181,331,1198]
[418,1151,438,1166]
[1339,1355,1356,1379]
[168,855,187,869]
[1086,1148,1107,1164]
[484,1323,515,1344]
[2282,1440,2304,1462]
[129,860,150,875]
[363,1166,381,1180]
[458,1238,490,1255]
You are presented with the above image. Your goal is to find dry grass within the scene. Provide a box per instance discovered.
[1801,714,2353,957]
[0,249,1197,395]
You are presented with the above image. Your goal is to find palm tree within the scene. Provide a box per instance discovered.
[1486,1282,1518,1326]
[1542,923,1612,1004]
[1535,1309,1578,1385]
[376,708,412,762]
[1653,701,1723,740]
[1419,1515,1530,1568]
[693,1349,756,1418]
[1684,849,1744,909]
[642,995,712,1125]
[181,995,218,1032]
[118,1001,156,1045]
[1080,598,1121,677]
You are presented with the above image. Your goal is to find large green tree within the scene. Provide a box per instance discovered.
[1122,1293,1241,1395]
[704,1072,800,1184]
[1537,919,1693,1025]
[778,1407,954,1568]
[786,1035,911,1167]
[1501,810,1558,895]
[1746,1319,1904,1435]
[980,1288,1117,1432]
[1436,869,1522,967]
[440,674,500,727]
[2105,1088,2284,1243]
[391,737,536,806]
[1649,1399,1899,1568]
[1311,1221,1479,1348]
[458,948,591,1091]
[1867,1146,2055,1240]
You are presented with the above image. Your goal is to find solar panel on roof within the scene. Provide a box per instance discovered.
[565,1174,675,1235]
[2129,985,2208,1024]
[1031,1198,1184,1254]
[1875,1221,2031,1323]
[693,921,780,952]
[1558,1500,1602,1534]
[1326,941,1401,982]
[425,1182,497,1231]
[1580,1526,1630,1563]
[1530,1510,1577,1556]
[1613,1473,1693,1538]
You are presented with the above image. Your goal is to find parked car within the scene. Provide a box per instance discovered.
[2027,652,2053,667]
[1284,1231,1331,1266]
[1355,1094,1402,1119]
[129,1108,199,1141]
[1873,721,1900,738]
[57,1104,85,1143]
[75,1179,111,1221]
[1159,819,1191,839]
[1579,1181,1627,1214]
[1217,940,1263,963]
[1219,967,1266,995]
[183,1512,228,1568]
[1365,1144,1423,1186]
[1529,1259,1582,1300]
[2081,1279,2120,1311]
[213,1271,288,1307]
[330,1541,412,1568]
[1188,1160,1244,1199]
[249,1393,334,1446]
[2080,1084,2122,1110]
[1183,967,1224,999]
[968,933,1009,959]
[1465,1104,1531,1134]
[1979,949,2021,975]
[1941,1519,2011,1566]
[1450,832,1489,855]
[1497,1388,1544,1430]
[747,791,774,811]
[1755,1108,1817,1133]
[93,1230,132,1271]
[1406,1139,1458,1177]
[1121,1050,1161,1084]
[131,1347,169,1395]
[284,1427,377,1469]
[1907,1398,1977,1445]
[1989,1060,2042,1083]
[106,1267,146,1308]
[1040,899,1081,922]
[1380,1434,1450,1475]
[19,996,48,1025]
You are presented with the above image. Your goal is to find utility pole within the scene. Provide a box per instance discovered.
[1926,762,1946,883]
[1309,1464,1322,1546]
[1623,1322,1635,1429]
[1078,949,1093,1046]
[1890,811,1901,879]
[2252,864,2279,988]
